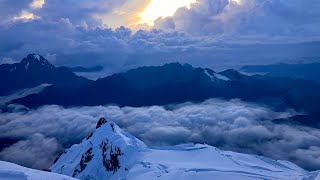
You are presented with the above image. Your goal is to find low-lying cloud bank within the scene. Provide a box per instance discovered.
[0,99,319,171]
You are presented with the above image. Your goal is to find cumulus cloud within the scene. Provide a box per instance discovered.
[0,0,319,76]
[1,99,320,170]
[156,0,320,36]
[0,0,31,24]
[0,0,127,25]
[36,0,128,27]
[30,0,44,9]
[1,19,319,77]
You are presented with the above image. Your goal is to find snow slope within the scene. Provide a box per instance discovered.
[204,69,230,82]
[0,84,51,106]
[0,161,76,180]
[51,118,320,180]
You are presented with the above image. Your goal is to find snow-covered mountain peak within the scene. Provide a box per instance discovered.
[21,54,54,70]
[51,118,320,180]
[51,118,145,180]
[91,118,146,147]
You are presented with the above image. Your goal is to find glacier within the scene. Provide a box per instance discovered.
[50,118,320,180]
[0,160,76,180]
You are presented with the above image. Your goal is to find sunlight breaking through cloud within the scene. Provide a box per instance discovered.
[30,0,45,9]
[138,0,196,26]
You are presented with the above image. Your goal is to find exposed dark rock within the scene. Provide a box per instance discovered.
[53,150,67,164]
[110,123,115,132]
[86,132,94,140]
[42,169,52,172]
[100,139,123,173]
[73,148,94,177]
[96,118,107,129]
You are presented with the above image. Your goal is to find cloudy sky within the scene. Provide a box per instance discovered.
[1,0,320,75]
[1,1,320,171]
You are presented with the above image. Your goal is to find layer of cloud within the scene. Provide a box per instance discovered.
[0,0,31,23]
[3,0,320,37]
[1,19,319,78]
[155,0,320,36]
[0,133,59,169]
[1,99,319,171]
[0,0,320,77]
[0,0,127,25]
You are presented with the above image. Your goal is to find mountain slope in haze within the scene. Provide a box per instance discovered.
[241,63,320,82]
[0,160,77,180]
[14,61,320,119]
[0,54,91,96]
[51,118,320,180]
[13,62,284,107]
[70,65,103,73]
[14,63,233,107]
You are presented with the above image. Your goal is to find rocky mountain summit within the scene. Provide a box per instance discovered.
[0,54,90,96]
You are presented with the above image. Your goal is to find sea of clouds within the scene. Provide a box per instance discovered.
[0,99,319,170]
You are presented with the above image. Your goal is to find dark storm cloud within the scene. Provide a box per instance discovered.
[1,99,320,170]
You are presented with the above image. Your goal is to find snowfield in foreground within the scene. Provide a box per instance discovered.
[0,160,76,180]
[50,118,320,180]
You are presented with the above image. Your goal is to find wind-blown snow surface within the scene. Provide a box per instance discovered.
[51,119,320,180]
[0,160,76,180]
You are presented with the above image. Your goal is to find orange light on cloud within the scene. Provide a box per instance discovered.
[30,0,45,9]
[229,0,241,4]
[14,11,38,20]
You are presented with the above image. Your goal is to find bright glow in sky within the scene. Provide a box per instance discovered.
[139,0,196,26]
[30,0,45,9]
[14,11,37,20]
[230,0,241,4]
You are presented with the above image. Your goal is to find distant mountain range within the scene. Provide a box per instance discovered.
[241,63,320,82]
[2,54,320,120]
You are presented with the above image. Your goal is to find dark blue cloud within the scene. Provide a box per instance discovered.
[36,0,127,26]
[0,0,31,23]
[156,0,320,36]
